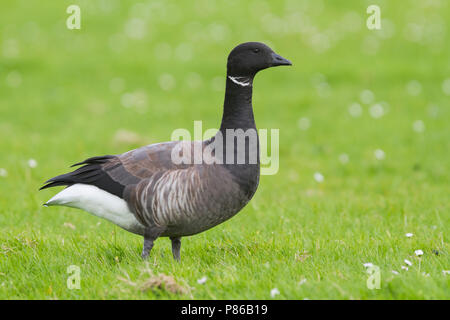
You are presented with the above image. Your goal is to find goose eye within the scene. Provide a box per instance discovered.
[253,48,260,53]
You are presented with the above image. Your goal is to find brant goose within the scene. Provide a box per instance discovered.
[41,42,291,260]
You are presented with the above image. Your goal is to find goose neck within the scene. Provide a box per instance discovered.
[219,74,256,132]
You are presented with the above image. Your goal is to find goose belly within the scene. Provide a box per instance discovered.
[160,192,251,237]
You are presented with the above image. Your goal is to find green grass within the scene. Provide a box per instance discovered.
[0,0,449,299]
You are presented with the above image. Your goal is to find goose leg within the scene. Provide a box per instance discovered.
[141,226,164,259]
[170,237,182,261]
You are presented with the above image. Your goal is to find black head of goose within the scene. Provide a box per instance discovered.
[40,42,291,261]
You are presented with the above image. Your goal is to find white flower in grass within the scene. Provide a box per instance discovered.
[442,270,450,275]
[6,70,22,88]
[208,24,229,42]
[211,76,224,92]
[121,92,135,108]
[298,279,307,286]
[427,104,439,118]
[415,250,423,256]
[124,18,147,40]
[360,89,374,104]
[315,80,331,97]
[401,266,409,271]
[313,172,324,183]
[109,77,125,93]
[363,262,374,268]
[404,259,412,266]
[197,276,207,284]
[175,43,194,62]
[405,233,413,238]
[27,159,38,168]
[185,72,203,90]
[108,33,127,53]
[348,102,362,117]
[374,149,385,160]
[422,272,430,277]
[3,39,19,59]
[154,42,172,61]
[369,103,385,118]
[63,222,76,230]
[0,168,7,177]
[406,80,422,96]
[338,153,349,164]
[442,79,450,96]
[297,117,311,130]
[391,270,399,275]
[412,120,425,133]
[270,288,280,298]
[159,73,176,91]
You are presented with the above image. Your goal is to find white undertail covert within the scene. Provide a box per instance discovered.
[45,183,145,235]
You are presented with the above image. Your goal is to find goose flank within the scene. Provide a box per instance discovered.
[40,42,292,260]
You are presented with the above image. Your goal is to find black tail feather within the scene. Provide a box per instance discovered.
[39,180,70,190]
[40,155,125,198]
[70,155,115,167]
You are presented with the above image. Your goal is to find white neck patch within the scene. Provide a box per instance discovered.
[228,76,252,87]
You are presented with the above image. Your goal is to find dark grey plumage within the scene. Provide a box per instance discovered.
[40,42,292,260]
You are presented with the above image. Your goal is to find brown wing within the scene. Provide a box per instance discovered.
[106,141,191,184]
[40,141,191,198]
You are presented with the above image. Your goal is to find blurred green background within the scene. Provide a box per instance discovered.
[0,0,448,299]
